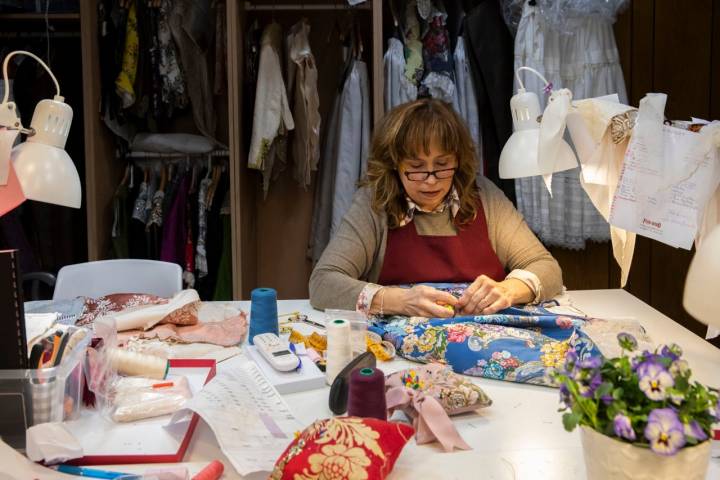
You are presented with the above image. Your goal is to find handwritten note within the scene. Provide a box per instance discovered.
[610,125,720,249]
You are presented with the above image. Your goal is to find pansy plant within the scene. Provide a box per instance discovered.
[552,333,719,456]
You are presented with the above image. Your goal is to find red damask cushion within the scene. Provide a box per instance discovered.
[271,417,414,480]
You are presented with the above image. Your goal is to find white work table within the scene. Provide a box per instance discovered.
[75,290,720,478]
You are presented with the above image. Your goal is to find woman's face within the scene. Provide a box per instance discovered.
[398,140,457,211]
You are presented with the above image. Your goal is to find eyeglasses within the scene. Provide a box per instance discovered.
[403,167,457,182]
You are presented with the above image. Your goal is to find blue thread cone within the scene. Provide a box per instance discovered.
[249,287,279,345]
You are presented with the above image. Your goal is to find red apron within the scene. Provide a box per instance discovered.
[378,201,506,285]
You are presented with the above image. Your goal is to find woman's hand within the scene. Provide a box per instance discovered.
[380,285,458,318]
[455,276,532,315]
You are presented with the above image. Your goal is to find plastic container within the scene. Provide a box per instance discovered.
[0,328,90,451]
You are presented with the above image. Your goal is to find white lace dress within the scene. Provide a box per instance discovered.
[513,2,628,249]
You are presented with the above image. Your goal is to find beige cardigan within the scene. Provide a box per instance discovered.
[309,177,563,310]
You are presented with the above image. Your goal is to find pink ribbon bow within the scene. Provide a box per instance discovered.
[385,386,471,453]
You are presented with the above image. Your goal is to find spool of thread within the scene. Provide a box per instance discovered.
[249,287,279,345]
[325,318,352,385]
[106,348,168,380]
[347,367,387,420]
[191,460,224,480]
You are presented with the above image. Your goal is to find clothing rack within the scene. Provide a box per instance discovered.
[243,2,371,10]
[125,150,230,159]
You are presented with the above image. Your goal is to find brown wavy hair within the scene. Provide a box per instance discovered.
[364,98,480,229]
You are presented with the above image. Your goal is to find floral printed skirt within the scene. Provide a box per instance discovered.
[370,284,600,386]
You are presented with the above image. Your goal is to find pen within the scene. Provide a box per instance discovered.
[56,465,133,479]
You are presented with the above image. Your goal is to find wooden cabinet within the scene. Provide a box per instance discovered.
[79,0,384,299]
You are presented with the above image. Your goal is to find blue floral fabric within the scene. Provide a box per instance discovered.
[369,283,599,386]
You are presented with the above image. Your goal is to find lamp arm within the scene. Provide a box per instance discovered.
[515,66,550,92]
[2,50,61,105]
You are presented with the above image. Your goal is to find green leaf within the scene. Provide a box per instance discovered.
[595,382,613,399]
[563,412,581,432]
[613,387,624,400]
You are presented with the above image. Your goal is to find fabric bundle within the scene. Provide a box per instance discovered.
[370,283,602,386]
[386,363,492,452]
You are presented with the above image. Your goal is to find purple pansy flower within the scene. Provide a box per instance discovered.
[559,383,571,407]
[563,350,578,373]
[613,414,636,441]
[664,344,682,358]
[683,420,708,442]
[644,408,685,456]
[637,362,674,401]
[578,356,601,371]
[578,372,602,398]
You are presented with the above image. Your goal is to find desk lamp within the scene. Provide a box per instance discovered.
[683,225,720,331]
[499,66,577,179]
[0,50,81,212]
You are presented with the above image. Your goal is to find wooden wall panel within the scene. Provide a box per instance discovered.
[550,243,610,290]
[647,0,714,336]
[80,0,123,261]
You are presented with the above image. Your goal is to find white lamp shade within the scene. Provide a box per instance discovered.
[499,89,577,179]
[9,96,81,208]
[683,225,720,328]
[499,129,578,179]
[12,141,81,208]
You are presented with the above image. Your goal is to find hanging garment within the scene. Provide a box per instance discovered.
[169,0,219,143]
[115,0,139,109]
[195,176,212,279]
[462,0,515,203]
[213,0,227,95]
[287,19,321,189]
[452,37,482,176]
[212,194,232,301]
[248,22,295,195]
[197,173,229,300]
[158,0,189,115]
[513,2,627,249]
[308,82,343,264]
[160,173,190,266]
[419,2,455,103]
[98,0,129,139]
[111,183,130,259]
[330,60,371,237]
[403,0,424,87]
[384,37,418,111]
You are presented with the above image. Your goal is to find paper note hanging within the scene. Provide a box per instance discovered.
[609,94,720,250]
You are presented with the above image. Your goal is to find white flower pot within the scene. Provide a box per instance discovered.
[580,426,711,480]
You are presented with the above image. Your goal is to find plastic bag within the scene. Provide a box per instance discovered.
[110,375,192,423]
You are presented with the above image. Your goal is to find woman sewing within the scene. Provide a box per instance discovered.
[309,99,562,319]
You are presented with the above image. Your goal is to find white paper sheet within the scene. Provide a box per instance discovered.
[609,94,720,249]
[170,355,302,476]
[25,312,59,345]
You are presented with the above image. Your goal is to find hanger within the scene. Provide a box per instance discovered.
[158,164,167,192]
